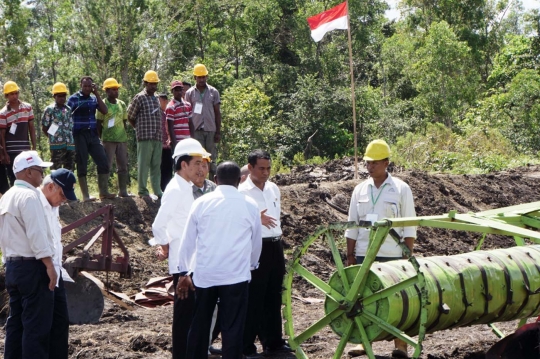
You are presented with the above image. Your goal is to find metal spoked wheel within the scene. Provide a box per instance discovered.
[283,222,428,359]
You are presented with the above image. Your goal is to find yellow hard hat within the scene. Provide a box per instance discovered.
[102,78,122,90]
[143,70,160,83]
[3,81,20,95]
[364,139,391,161]
[193,64,208,77]
[52,82,68,95]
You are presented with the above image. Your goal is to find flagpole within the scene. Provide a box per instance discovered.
[345,1,358,180]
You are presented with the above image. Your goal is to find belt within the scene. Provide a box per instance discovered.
[262,236,281,242]
[5,256,37,262]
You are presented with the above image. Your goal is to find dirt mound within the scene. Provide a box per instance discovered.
[279,161,540,259]
[2,159,540,358]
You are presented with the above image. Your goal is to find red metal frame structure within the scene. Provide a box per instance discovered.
[61,204,131,278]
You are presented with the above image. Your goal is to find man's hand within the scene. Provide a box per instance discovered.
[346,255,356,267]
[214,132,221,143]
[156,244,169,261]
[261,209,277,229]
[2,151,10,164]
[91,83,99,95]
[46,265,58,291]
[176,275,195,300]
[41,257,57,290]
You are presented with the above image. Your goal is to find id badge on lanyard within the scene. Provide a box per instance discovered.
[194,102,203,114]
[367,183,387,225]
[48,123,59,136]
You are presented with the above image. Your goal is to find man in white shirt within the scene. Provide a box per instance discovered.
[0,150,57,359]
[240,149,291,358]
[345,139,416,359]
[151,138,209,359]
[39,168,77,359]
[177,161,262,359]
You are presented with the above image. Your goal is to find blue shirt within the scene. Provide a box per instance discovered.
[67,91,98,134]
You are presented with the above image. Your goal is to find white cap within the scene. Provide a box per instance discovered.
[172,138,211,160]
[13,151,53,174]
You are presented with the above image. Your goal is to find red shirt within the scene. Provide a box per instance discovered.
[165,99,192,142]
[0,101,34,154]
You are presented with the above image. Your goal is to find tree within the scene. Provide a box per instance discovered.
[408,21,480,127]
[466,69,540,154]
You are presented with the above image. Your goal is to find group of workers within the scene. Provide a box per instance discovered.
[0,56,417,359]
[0,64,221,203]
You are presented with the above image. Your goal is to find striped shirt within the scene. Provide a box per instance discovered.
[127,89,162,142]
[67,91,99,133]
[165,98,192,142]
[0,101,34,154]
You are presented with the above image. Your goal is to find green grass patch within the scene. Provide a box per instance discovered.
[392,123,539,174]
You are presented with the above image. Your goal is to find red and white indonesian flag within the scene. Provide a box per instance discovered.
[307,1,348,42]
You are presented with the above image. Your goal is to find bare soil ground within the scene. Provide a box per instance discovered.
[2,158,540,358]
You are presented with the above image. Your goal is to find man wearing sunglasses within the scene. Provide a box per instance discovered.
[0,150,58,359]
[42,82,75,172]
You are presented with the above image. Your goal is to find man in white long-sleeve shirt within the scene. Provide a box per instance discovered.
[345,139,416,359]
[177,161,262,359]
[151,138,209,359]
[0,150,57,359]
[39,168,78,359]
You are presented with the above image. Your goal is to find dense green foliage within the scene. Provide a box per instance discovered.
[0,0,539,173]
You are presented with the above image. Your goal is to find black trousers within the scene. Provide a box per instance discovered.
[243,240,286,355]
[0,162,10,194]
[160,147,173,192]
[50,276,69,359]
[73,129,110,177]
[5,260,54,359]
[172,273,195,359]
[6,152,18,187]
[187,281,249,359]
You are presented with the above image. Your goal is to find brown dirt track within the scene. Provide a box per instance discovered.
[2,158,540,358]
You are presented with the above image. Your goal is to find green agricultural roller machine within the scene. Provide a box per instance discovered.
[283,201,540,359]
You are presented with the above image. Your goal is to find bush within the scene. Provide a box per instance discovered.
[392,123,537,173]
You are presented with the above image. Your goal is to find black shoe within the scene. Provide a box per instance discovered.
[264,344,294,355]
[209,345,222,355]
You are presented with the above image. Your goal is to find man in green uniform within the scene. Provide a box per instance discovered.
[97,78,131,197]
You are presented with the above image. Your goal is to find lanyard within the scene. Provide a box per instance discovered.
[370,183,387,206]
[198,89,206,102]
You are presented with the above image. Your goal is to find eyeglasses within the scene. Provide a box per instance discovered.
[28,167,44,176]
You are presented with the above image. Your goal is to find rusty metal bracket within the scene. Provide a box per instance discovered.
[62,204,131,278]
